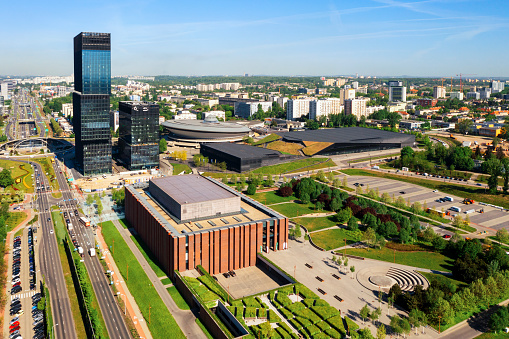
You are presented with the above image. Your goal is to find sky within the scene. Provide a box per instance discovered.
[1,0,508,77]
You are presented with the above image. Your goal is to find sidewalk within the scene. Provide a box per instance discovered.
[96,231,153,339]
[111,219,207,339]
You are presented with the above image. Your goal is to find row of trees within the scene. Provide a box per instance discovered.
[50,118,63,136]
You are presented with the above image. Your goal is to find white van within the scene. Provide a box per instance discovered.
[450,206,461,213]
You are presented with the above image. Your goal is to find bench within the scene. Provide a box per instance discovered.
[317,288,327,295]
[332,274,340,280]
[316,276,324,282]
[334,295,343,302]
[305,263,313,269]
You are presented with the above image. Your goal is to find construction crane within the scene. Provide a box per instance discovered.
[456,73,477,93]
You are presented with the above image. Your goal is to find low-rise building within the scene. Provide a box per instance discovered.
[416,98,438,107]
[173,110,197,120]
[203,110,226,121]
[479,126,501,137]
[234,101,272,119]
[399,120,425,129]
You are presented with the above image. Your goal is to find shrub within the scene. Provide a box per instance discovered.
[276,292,292,307]
[302,299,315,308]
[316,321,331,331]
[304,324,321,337]
[311,306,341,320]
[255,296,268,308]
[258,308,267,318]
[246,183,257,195]
[268,309,281,323]
[325,328,342,338]
[344,316,359,333]
[314,299,329,306]
[287,302,306,313]
[244,307,257,318]
[312,333,330,339]
[231,300,244,307]
[289,318,303,330]
[275,325,292,339]
[293,308,321,324]
[278,185,293,197]
[279,307,293,319]
[385,241,426,252]
[327,315,346,334]
[296,283,319,299]
[243,297,261,308]
[295,316,313,328]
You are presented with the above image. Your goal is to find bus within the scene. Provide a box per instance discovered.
[79,217,91,227]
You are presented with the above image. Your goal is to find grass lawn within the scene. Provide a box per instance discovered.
[251,191,295,205]
[130,234,167,278]
[0,159,34,193]
[418,271,468,289]
[167,286,190,310]
[344,247,454,272]
[270,202,318,218]
[118,218,129,229]
[34,157,59,192]
[293,216,337,232]
[101,221,186,339]
[348,153,400,164]
[341,168,509,210]
[301,142,333,156]
[196,318,214,339]
[171,163,191,175]
[161,277,172,285]
[477,333,509,339]
[6,211,27,232]
[50,211,90,339]
[287,159,336,174]
[265,140,303,155]
[250,158,330,175]
[252,133,281,146]
[310,228,361,250]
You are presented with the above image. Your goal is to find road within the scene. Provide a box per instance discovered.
[52,159,131,339]
[30,160,77,339]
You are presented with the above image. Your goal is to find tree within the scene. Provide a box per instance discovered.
[334,207,352,224]
[159,138,167,153]
[363,227,377,248]
[452,214,464,228]
[496,228,509,243]
[347,217,359,231]
[503,158,509,194]
[401,146,414,158]
[246,183,257,195]
[360,304,370,324]
[350,265,355,278]
[0,169,14,188]
[490,306,509,333]
[86,194,94,205]
[390,315,403,337]
[408,309,423,335]
[370,307,381,324]
[482,158,502,193]
[376,324,386,339]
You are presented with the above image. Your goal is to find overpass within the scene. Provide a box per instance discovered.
[0,137,74,151]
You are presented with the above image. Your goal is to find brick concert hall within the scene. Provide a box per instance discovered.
[124,175,288,278]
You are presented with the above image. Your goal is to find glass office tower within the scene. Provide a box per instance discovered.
[73,32,112,175]
[118,101,159,170]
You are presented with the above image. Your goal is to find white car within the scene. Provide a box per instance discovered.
[49,230,54,234]
[433,190,438,193]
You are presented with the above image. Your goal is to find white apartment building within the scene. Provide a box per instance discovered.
[173,110,197,120]
[339,88,356,105]
[344,98,367,119]
[492,81,505,93]
[479,88,491,99]
[62,103,73,117]
[203,110,226,120]
[287,98,312,120]
[309,98,343,120]
[366,105,385,115]
[450,92,464,100]
[433,86,446,99]
[195,98,219,107]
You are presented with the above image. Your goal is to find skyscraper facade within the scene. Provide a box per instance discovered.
[118,101,159,170]
[73,32,112,175]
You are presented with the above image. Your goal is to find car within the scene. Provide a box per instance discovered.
[443,234,452,239]
[10,317,19,324]
[433,189,438,193]
[50,230,53,234]
[47,218,50,222]
[9,322,19,329]
[9,326,19,333]
[399,191,406,194]
[476,183,483,186]
[12,282,21,287]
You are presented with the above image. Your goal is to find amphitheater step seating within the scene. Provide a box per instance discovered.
[386,267,428,292]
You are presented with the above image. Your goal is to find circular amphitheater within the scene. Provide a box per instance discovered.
[357,266,429,293]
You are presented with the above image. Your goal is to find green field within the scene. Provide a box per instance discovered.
[250,158,331,175]
[167,286,190,310]
[130,234,167,278]
[341,168,509,210]
[310,228,361,250]
[118,218,129,229]
[293,216,337,232]
[101,221,186,339]
[0,159,34,193]
[344,247,454,272]
[270,202,318,218]
[477,333,509,339]
[6,211,27,232]
[252,133,281,146]
[251,191,295,205]
[171,163,192,175]
[348,153,400,164]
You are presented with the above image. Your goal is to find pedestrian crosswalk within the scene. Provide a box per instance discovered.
[10,290,37,301]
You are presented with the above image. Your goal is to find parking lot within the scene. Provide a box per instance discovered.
[4,226,44,339]
[346,174,509,233]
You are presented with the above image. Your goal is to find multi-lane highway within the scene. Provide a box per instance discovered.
[52,159,131,339]
[7,90,47,141]
[29,160,77,339]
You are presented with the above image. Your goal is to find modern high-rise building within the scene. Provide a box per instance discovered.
[118,101,159,171]
[388,81,406,102]
[339,88,356,105]
[492,81,505,93]
[309,98,343,120]
[433,86,446,99]
[287,98,312,120]
[73,32,112,175]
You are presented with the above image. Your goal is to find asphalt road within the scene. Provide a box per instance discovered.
[29,160,77,339]
[52,159,131,339]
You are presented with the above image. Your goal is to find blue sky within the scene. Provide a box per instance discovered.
[2,0,508,77]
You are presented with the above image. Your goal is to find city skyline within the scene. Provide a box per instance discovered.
[2,0,509,76]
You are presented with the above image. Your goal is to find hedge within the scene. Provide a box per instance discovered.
[231,300,244,307]
[295,284,319,299]
[295,316,313,328]
[275,326,292,339]
[243,296,261,308]
[303,299,315,308]
[293,308,321,324]
[325,328,343,339]
[314,299,329,306]
[289,318,303,330]
[304,324,321,337]
[244,307,257,318]
[258,308,267,318]
[279,323,299,339]
[287,302,305,313]
[276,292,292,307]
[311,305,340,320]
[279,307,293,319]
[268,309,281,323]
[255,296,268,308]
[316,321,331,331]
[344,316,359,333]
[312,332,330,339]
[326,315,346,334]
[196,265,231,302]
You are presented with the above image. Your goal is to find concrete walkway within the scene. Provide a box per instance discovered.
[111,219,207,339]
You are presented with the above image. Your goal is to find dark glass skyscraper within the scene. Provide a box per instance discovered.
[118,101,159,170]
[73,32,112,175]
